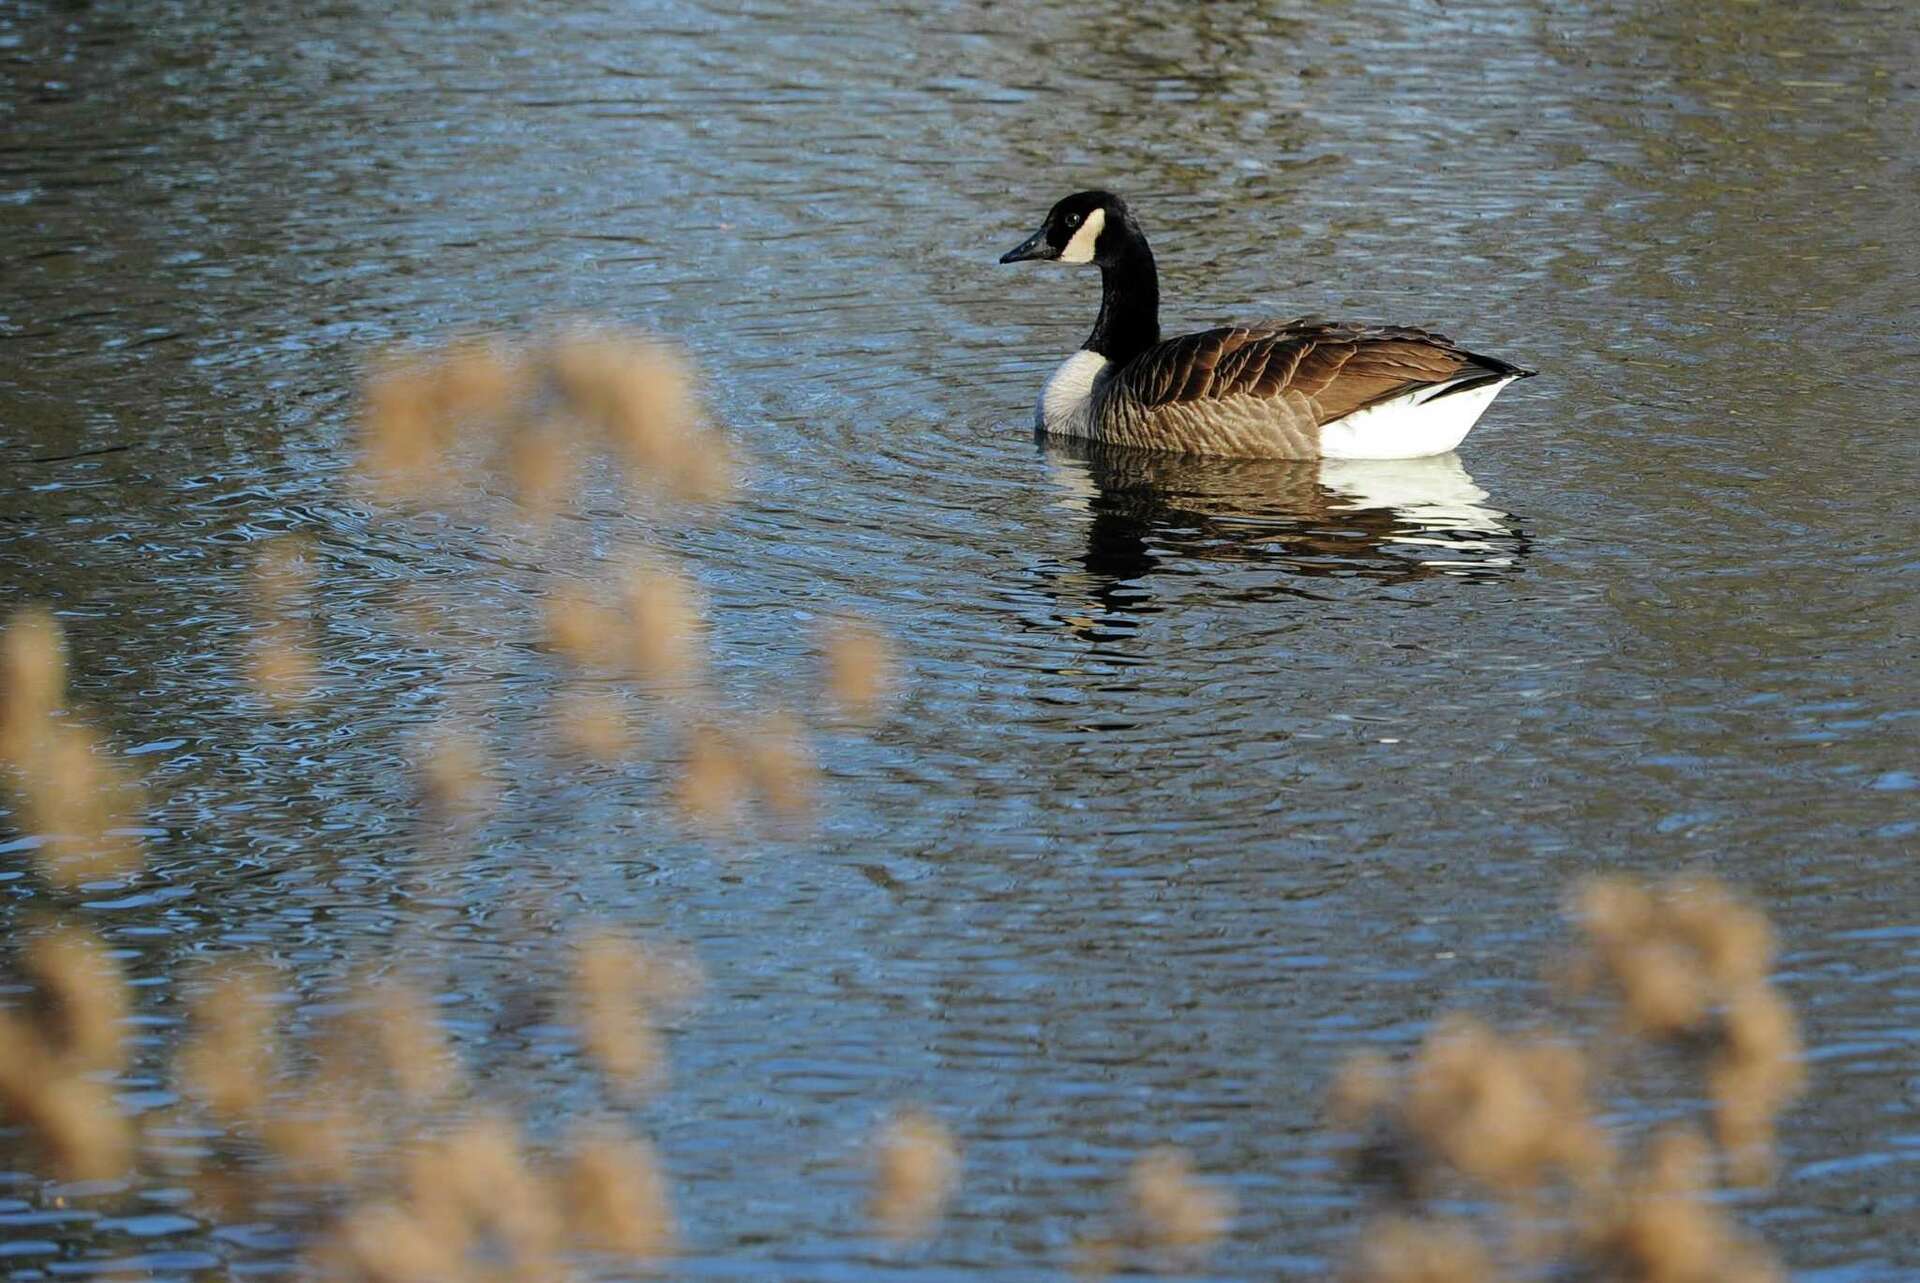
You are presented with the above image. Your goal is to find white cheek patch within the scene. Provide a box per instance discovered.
[1058,206,1106,263]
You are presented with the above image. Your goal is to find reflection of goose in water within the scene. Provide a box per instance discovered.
[1033,440,1527,645]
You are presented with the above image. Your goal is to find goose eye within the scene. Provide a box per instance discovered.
[1065,212,1082,228]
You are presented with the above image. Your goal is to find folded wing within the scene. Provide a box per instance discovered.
[1110,320,1523,428]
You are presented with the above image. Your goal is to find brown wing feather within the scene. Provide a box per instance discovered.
[1112,321,1500,428]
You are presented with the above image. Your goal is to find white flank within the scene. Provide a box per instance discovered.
[1317,375,1519,460]
[1036,349,1108,434]
[1058,207,1106,264]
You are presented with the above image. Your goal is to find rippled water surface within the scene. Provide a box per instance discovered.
[4,0,1918,1276]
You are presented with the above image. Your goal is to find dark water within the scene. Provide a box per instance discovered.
[3,0,1918,1276]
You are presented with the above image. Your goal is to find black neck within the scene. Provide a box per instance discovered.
[1084,231,1160,366]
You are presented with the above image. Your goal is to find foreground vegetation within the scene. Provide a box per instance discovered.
[2,333,1804,1280]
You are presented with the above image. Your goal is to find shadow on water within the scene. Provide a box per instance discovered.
[1030,436,1527,647]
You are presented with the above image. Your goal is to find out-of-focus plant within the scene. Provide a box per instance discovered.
[1330,874,1805,1283]
[0,329,1808,1283]
[1,608,144,887]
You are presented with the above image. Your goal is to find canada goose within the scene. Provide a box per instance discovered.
[1000,191,1535,460]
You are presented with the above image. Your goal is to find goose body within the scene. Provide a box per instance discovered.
[1001,192,1533,460]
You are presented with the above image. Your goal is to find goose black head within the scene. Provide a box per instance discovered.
[999,191,1133,267]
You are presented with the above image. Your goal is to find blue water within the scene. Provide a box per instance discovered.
[2,0,1917,1276]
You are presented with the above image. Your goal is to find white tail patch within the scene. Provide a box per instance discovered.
[1318,375,1519,460]
[1058,207,1106,264]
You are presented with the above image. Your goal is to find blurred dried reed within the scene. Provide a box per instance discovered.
[1565,875,1804,1184]
[414,723,498,818]
[1331,874,1804,1283]
[0,925,691,1281]
[0,607,144,887]
[561,1129,678,1259]
[0,923,133,1182]
[352,332,885,839]
[317,1112,566,1283]
[247,535,320,707]
[551,687,637,761]
[821,616,895,724]
[0,323,910,1282]
[175,962,280,1125]
[570,929,702,1099]
[358,330,728,509]
[1126,1146,1234,1254]
[869,1107,960,1242]
[0,325,1812,1283]
[1071,1144,1234,1277]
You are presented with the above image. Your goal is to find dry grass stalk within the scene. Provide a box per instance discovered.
[359,363,453,504]
[292,956,693,1278]
[206,976,461,1193]
[1334,1019,1614,1209]
[1711,982,1805,1185]
[668,431,735,504]
[0,924,135,1183]
[369,979,462,1108]
[822,616,894,723]
[415,724,497,818]
[1331,875,1800,1283]
[1579,1128,1784,1283]
[348,331,849,847]
[674,721,748,827]
[551,688,636,760]
[869,1108,960,1242]
[17,721,145,888]
[357,330,728,511]
[247,537,320,707]
[438,339,533,422]
[1565,874,1805,1184]
[1125,1146,1234,1255]
[175,964,279,1124]
[0,1070,134,1183]
[502,418,576,524]
[0,605,65,767]
[318,1112,563,1283]
[415,1113,565,1272]
[359,342,531,503]
[319,1200,469,1283]
[1,608,146,886]
[543,581,622,669]
[1327,1050,1397,1130]
[562,1129,678,1259]
[1566,876,1776,1034]
[1348,1215,1503,1283]
[22,925,129,1073]
[1403,1017,1614,1199]
[544,333,724,501]
[313,977,462,1111]
[741,710,819,820]
[262,1094,362,1188]
[571,931,701,1098]
[619,563,705,686]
